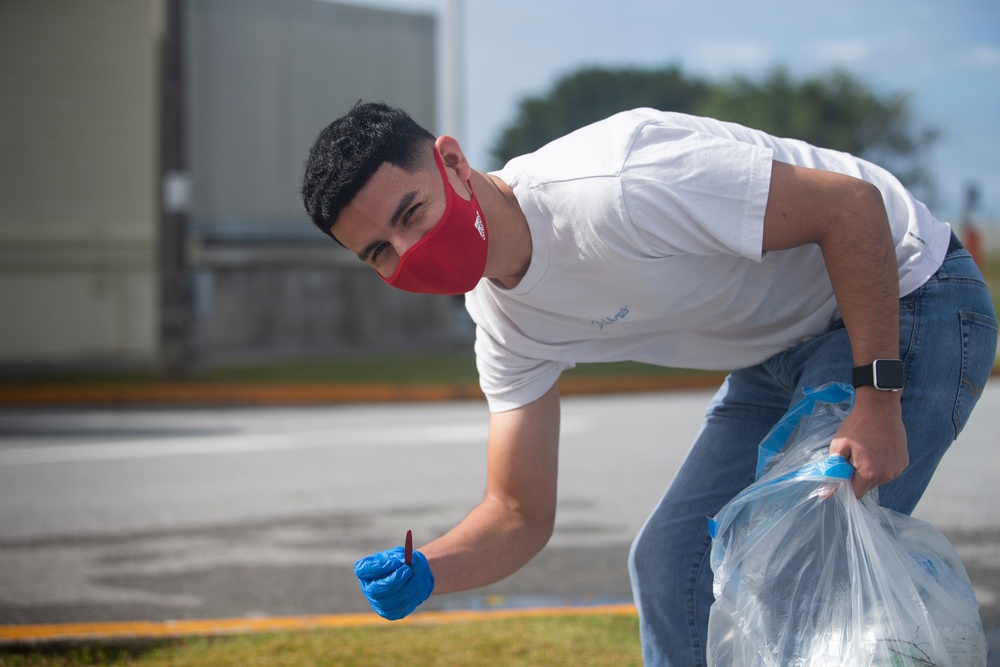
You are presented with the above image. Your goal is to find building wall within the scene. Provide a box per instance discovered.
[0,0,451,370]
[184,0,456,362]
[186,0,438,232]
[0,0,160,365]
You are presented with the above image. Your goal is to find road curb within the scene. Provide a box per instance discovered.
[0,604,638,646]
[0,374,728,407]
[3,366,998,407]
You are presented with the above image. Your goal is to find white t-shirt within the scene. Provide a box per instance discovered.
[466,109,951,413]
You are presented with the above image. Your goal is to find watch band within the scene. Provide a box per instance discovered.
[852,359,904,391]
[852,364,875,388]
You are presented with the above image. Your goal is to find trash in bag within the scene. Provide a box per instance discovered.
[707,382,987,667]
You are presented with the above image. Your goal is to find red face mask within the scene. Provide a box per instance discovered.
[381,151,488,295]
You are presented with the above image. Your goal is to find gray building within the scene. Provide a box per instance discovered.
[0,0,457,374]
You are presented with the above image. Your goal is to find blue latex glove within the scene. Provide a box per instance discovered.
[354,546,435,620]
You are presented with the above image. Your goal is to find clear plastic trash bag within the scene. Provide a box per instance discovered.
[706,383,987,667]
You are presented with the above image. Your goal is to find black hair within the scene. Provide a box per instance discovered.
[300,101,435,241]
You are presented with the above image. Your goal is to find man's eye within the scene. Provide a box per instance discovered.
[372,242,389,261]
[404,204,420,224]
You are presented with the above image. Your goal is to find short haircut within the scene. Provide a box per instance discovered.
[301,101,435,241]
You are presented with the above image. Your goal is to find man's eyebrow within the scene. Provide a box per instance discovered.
[390,190,419,227]
[357,189,418,262]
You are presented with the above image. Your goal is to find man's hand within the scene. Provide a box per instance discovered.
[829,389,907,498]
[354,545,434,620]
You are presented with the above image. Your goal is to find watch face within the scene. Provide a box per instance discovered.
[874,359,905,390]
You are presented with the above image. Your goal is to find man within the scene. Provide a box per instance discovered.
[301,102,997,665]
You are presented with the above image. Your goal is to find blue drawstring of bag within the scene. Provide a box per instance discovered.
[708,383,855,540]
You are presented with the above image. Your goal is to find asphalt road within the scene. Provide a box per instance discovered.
[0,381,997,656]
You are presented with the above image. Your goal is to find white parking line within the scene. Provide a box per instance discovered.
[0,423,488,466]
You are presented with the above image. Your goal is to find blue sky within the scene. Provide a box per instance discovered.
[347,0,1000,223]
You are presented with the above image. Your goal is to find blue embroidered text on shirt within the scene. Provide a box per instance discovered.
[592,307,629,329]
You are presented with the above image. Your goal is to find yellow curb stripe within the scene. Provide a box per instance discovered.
[0,374,731,407]
[1,366,996,407]
[0,604,637,643]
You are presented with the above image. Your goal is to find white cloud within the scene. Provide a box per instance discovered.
[690,41,775,77]
[809,40,872,66]
[958,45,1000,68]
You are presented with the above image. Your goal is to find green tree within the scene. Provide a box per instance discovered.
[489,65,938,199]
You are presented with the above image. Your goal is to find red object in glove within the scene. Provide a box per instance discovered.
[405,530,413,567]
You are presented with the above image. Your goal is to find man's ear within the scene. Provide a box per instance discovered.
[434,135,473,182]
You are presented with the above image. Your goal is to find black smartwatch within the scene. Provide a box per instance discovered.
[851,359,904,391]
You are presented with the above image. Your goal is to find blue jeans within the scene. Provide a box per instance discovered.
[628,241,998,666]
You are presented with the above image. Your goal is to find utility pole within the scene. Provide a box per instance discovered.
[158,0,194,376]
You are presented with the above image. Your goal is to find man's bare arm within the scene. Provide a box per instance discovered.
[418,382,561,594]
[763,160,907,499]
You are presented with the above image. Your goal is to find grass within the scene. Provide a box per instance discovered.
[0,615,643,667]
